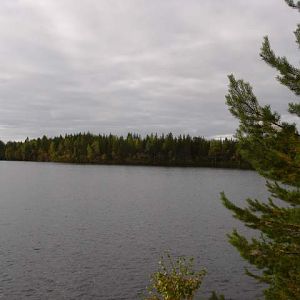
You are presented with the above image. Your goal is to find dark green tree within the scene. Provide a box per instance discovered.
[0,140,5,159]
[221,1,300,299]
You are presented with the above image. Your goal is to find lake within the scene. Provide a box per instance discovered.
[0,161,267,299]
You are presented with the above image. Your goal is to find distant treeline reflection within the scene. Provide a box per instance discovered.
[0,133,250,168]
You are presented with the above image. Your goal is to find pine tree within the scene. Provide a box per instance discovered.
[221,1,300,299]
[0,140,5,159]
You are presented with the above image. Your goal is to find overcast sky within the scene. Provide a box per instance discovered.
[0,0,299,141]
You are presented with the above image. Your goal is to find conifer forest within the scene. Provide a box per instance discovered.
[0,133,248,168]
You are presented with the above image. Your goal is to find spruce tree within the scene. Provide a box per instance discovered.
[221,1,300,299]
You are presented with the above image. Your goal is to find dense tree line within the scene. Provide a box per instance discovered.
[0,133,249,168]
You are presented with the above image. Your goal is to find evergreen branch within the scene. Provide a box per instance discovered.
[259,220,300,237]
[288,102,300,117]
[285,0,300,10]
[295,24,300,48]
[226,75,300,137]
[267,181,300,205]
[223,3,300,299]
[260,37,300,96]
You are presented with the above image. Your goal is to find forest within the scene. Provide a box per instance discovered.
[0,133,249,168]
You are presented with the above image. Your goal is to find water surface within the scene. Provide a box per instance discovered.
[0,162,267,299]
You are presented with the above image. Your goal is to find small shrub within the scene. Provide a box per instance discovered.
[144,253,206,300]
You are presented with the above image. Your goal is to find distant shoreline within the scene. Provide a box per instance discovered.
[0,159,251,170]
[0,133,251,170]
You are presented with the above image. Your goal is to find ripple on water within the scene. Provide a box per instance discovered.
[0,162,267,299]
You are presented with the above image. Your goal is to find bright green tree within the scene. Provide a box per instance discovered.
[221,1,300,299]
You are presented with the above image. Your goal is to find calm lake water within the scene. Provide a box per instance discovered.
[0,161,267,299]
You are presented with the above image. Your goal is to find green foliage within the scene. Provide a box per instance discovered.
[144,253,206,300]
[285,0,300,10]
[222,1,300,299]
[0,140,5,159]
[1,133,248,168]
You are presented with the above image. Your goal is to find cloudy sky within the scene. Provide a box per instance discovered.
[0,0,298,141]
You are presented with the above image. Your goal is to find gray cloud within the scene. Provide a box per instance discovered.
[0,0,298,141]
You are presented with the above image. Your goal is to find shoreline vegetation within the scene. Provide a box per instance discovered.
[0,133,250,169]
